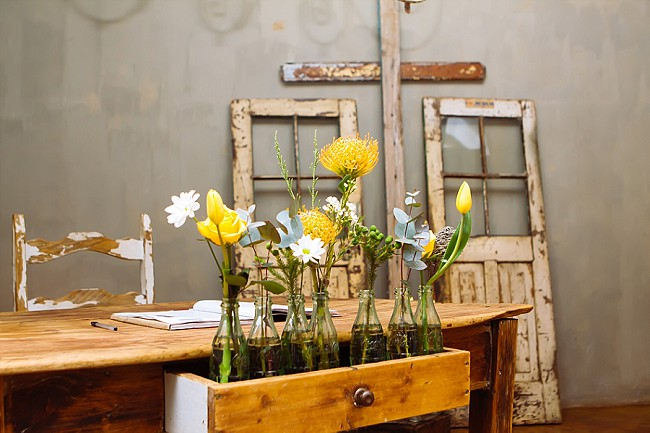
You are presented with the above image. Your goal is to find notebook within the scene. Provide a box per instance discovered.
[110,300,339,331]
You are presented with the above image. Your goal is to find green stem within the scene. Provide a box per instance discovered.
[427,216,465,286]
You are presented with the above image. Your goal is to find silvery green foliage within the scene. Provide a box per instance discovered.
[239,205,281,247]
[394,190,429,271]
[275,209,304,248]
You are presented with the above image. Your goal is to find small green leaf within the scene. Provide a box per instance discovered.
[258,221,281,243]
[225,274,248,287]
[252,280,287,295]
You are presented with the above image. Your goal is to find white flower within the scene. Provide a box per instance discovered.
[290,235,326,264]
[165,190,200,228]
[322,196,359,224]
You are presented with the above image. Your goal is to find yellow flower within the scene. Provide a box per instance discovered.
[206,189,225,224]
[320,134,379,178]
[298,208,339,244]
[456,181,472,214]
[196,207,247,246]
[422,230,436,259]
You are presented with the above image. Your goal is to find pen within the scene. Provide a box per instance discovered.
[90,321,118,331]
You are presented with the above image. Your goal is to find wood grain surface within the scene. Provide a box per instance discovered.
[0,300,531,375]
[196,350,469,433]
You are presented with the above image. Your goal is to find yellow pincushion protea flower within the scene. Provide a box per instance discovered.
[298,208,339,244]
[320,135,379,178]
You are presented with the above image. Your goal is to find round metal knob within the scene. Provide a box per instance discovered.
[353,387,375,407]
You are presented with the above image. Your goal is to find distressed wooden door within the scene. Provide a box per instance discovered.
[230,98,365,299]
[423,97,561,424]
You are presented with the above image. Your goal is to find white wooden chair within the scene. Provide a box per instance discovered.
[12,213,154,311]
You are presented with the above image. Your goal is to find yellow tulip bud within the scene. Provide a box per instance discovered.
[422,230,436,259]
[206,189,225,224]
[456,181,472,214]
[196,207,247,247]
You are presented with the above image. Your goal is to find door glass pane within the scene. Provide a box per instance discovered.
[486,179,530,235]
[298,119,340,203]
[484,118,525,173]
[252,119,295,221]
[441,117,482,174]
[252,118,293,176]
[444,178,485,236]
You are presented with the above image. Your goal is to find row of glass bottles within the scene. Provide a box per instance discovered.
[209,292,337,381]
[209,285,443,381]
[350,285,444,364]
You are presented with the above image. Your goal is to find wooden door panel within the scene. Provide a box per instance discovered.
[230,98,365,299]
[424,97,561,424]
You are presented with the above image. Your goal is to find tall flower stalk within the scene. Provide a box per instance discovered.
[165,189,249,383]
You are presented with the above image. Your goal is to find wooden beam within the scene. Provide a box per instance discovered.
[281,61,486,82]
[380,0,406,295]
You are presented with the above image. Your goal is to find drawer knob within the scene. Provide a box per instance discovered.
[353,387,375,407]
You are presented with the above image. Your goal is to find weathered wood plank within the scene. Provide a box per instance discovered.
[25,234,144,263]
[0,300,531,376]
[230,99,256,284]
[12,214,27,312]
[469,319,519,433]
[248,98,340,117]
[140,213,155,303]
[281,62,486,82]
[521,100,561,423]
[27,288,145,311]
[448,263,486,304]
[455,236,533,263]
[1,364,163,433]
[380,0,406,295]
[191,350,469,433]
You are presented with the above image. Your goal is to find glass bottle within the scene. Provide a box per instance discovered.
[209,298,249,382]
[310,292,339,370]
[415,285,444,354]
[247,295,284,378]
[350,290,386,365]
[386,287,418,359]
[281,293,314,374]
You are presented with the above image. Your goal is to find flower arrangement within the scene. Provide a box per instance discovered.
[164,130,472,380]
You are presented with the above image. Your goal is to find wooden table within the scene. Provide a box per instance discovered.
[0,300,532,433]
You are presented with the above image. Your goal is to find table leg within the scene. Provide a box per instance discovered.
[468,318,518,433]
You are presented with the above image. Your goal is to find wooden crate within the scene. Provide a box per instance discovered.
[164,349,470,433]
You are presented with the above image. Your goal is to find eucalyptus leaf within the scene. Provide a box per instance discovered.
[393,208,410,224]
[405,259,427,271]
[258,221,281,243]
[252,280,287,295]
[276,209,291,230]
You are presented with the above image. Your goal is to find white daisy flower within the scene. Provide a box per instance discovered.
[323,196,359,224]
[290,235,326,264]
[165,190,200,228]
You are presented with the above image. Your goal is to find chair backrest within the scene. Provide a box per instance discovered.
[12,213,154,311]
[230,98,366,299]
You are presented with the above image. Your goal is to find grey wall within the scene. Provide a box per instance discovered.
[0,0,648,407]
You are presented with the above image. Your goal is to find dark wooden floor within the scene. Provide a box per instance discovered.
[456,405,650,433]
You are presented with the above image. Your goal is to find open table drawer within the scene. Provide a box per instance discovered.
[164,348,470,433]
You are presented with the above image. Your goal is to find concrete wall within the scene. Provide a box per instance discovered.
[0,0,648,407]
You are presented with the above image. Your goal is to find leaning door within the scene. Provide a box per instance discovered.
[423,97,561,424]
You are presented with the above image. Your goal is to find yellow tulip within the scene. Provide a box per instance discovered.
[456,181,472,214]
[196,207,247,246]
[422,230,436,259]
[206,189,225,225]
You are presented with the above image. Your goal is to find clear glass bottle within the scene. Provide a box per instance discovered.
[350,290,386,365]
[247,295,284,378]
[386,287,418,359]
[281,293,314,374]
[209,298,249,382]
[415,285,444,354]
[310,292,339,370]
